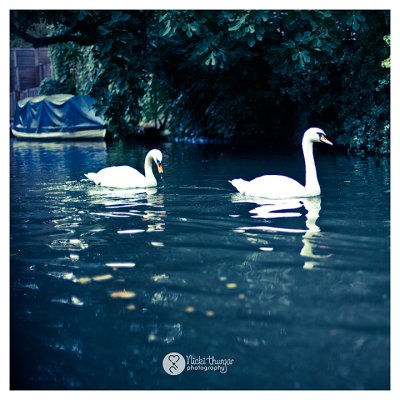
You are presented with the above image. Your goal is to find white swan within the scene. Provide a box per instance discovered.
[229,127,332,199]
[85,149,163,188]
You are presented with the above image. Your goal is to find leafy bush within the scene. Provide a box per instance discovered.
[11,10,390,153]
[38,77,64,95]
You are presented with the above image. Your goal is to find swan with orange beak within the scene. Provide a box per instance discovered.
[85,149,163,188]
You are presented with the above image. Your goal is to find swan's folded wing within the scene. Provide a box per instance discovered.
[95,166,147,188]
[245,175,306,198]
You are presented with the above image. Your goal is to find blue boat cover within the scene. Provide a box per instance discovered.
[12,94,106,134]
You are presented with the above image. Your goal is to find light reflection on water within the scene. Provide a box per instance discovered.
[10,139,389,389]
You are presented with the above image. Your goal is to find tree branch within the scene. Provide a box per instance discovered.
[10,22,95,47]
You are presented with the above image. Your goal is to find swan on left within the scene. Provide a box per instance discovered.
[85,149,163,188]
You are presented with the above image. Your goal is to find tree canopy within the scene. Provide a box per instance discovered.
[10,10,390,154]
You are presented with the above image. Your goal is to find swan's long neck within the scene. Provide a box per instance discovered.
[144,153,156,182]
[302,139,320,194]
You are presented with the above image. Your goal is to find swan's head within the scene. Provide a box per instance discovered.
[304,127,333,146]
[149,149,163,174]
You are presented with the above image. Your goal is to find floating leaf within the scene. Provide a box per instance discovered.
[110,290,136,299]
[226,283,238,289]
[151,241,164,247]
[148,333,157,342]
[74,277,91,284]
[205,310,215,317]
[92,274,113,282]
[71,296,84,306]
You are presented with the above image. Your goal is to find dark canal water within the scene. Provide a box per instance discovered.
[10,139,390,389]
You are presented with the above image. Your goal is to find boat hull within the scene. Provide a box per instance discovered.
[12,129,106,140]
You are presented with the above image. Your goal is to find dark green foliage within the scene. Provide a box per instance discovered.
[11,10,390,153]
[38,77,66,95]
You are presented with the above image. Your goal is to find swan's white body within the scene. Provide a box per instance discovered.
[230,128,332,199]
[85,149,163,188]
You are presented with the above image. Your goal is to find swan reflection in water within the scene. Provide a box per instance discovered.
[231,194,330,269]
[85,184,166,233]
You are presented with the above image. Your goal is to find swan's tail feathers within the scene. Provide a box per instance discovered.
[85,173,99,184]
[229,178,249,194]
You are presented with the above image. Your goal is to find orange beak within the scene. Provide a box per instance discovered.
[320,136,333,145]
[157,163,163,174]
